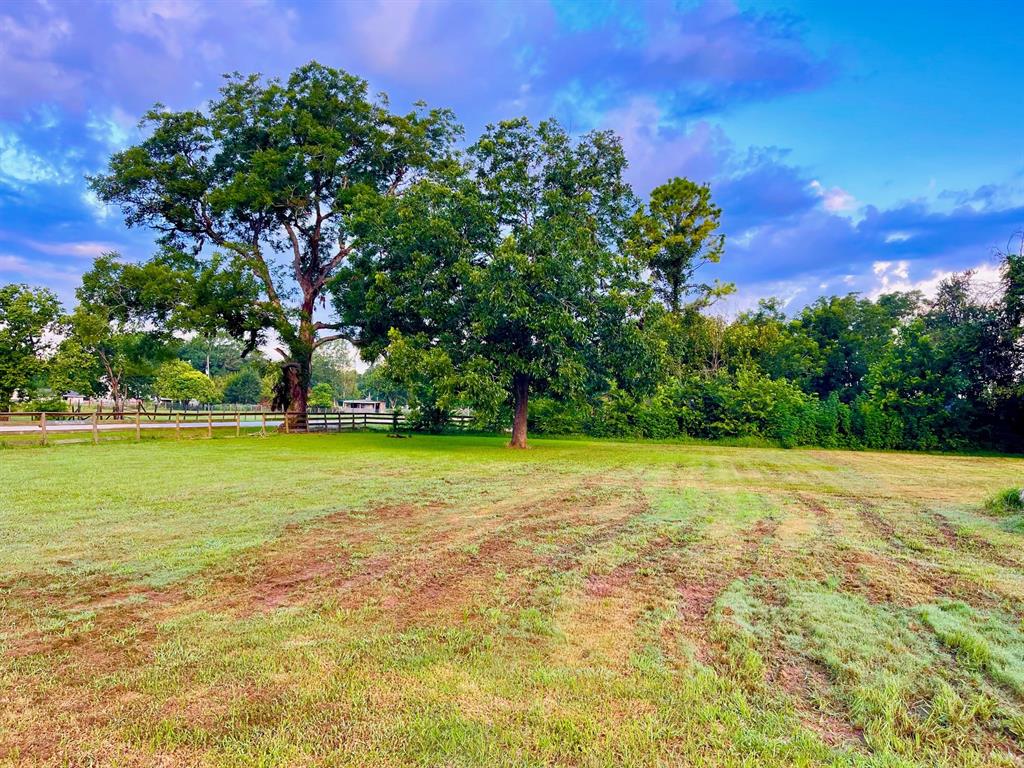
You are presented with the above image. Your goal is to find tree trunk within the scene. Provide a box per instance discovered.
[509,374,530,449]
[110,380,124,419]
[280,361,309,432]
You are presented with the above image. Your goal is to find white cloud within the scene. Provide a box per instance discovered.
[731,227,758,247]
[81,189,111,222]
[112,0,209,59]
[22,239,118,259]
[600,97,726,191]
[0,129,73,187]
[86,107,136,149]
[0,252,83,288]
[884,231,911,243]
[809,179,857,213]
[869,259,1003,300]
[353,0,424,72]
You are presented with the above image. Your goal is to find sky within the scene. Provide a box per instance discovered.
[1,0,1023,314]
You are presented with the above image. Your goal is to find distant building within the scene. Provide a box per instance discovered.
[341,399,385,413]
[62,391,87,408]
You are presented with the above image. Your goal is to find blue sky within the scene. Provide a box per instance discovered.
[1,0,1022,312]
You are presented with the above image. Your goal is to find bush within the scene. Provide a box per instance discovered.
[222,368,262,404]
[853,397,904,450]
[309,382,335,409]
[633,388,679,439]
[16,397,68,413]
[155,360,218,404]
[529,397,590,436]
[985,487,1024,516]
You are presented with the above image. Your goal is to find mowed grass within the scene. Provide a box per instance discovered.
[1,434,1023,767]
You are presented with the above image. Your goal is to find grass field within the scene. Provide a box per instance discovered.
[2,433,1023,767]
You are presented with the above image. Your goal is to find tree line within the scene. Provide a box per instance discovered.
[1,62,1021,451]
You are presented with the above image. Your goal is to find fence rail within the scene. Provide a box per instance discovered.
[0,410,474,446]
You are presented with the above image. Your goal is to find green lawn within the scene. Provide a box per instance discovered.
[2,433,1023,766]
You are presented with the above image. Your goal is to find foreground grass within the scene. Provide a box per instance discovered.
[1,433,1023,766]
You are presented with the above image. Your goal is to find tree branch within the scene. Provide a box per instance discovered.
[313,333,347,349]
[199,215,283,310]
[283,221,311,293]
[315,241,351,289]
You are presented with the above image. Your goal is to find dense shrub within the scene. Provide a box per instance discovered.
[985,487,1024,516]
[16,397,68,413]
[529,397,591,436]
[222,368,263,404]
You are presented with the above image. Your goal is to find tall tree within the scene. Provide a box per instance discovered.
[337,118,643,448]
[89,62,458,423]
[222,368,263,405]
[62,255,179,415]
[627,177,731,314]
[0,284,62,410]
[470,119,644,447]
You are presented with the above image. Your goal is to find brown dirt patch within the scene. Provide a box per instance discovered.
[772,660,863,748]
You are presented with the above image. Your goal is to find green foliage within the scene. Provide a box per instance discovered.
[155,360,218,404]
[222,368,263,405]
[358,365,408,407]
[178,335,259,377]
[15,397,68,413]
[0,284,62,409]
[89,61,458,412]
[60,255,177,410]
[309,382,335,409]
[51,61,1024,447]
[379,330,505,431]
[985,488,1024,516]
[311,342,359,400]
[626,177,732,313]
[337,118,648,445]
[528,397,591,436]
[523,250,1024,453]
[47,338,102,399]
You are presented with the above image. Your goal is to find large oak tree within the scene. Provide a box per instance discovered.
[90,62,458,420]
[336,119,648,448]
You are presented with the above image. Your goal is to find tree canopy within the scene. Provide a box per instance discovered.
[155,360,218,404]
[89,61,459,419]
[57,255,179,414]
[628,177,731,313]
[0,284,61,409]
[15,60,1016,454]
[335,118,649,447]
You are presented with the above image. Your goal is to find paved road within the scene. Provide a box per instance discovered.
[0,419,284,435]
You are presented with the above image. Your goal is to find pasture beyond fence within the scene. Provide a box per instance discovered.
[0,410,474,446]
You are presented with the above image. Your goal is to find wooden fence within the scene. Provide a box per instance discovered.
[0,410,474,446]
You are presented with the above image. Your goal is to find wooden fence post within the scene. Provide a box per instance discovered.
[40,412,47,446]
[283,411,290,434]
[135,408,141,441]
[261,411,266,435]
[92,411,99,445]
[207,410,213,439]
[175,413,181,439]
[235,411,241,437]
